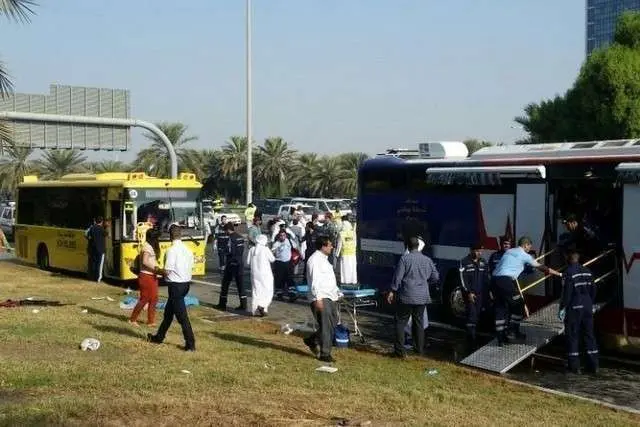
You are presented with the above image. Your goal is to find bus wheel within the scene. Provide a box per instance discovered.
[37,244,50,270]
[443,270,466,321]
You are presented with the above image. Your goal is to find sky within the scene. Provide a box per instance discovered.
[0,0,586,161]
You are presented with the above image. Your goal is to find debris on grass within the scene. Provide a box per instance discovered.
[316,366,338,373]
[180,370,192,374]
[425,369,438,376]
[80,338,101,351]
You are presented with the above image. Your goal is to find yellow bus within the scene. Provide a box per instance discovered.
[14,172,206,280]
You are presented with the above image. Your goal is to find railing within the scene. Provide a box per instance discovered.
[516,248,617,318]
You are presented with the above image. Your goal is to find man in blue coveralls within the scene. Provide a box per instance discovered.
[459,243,490,349]
[492,236,562,346]
[559,250,599,374]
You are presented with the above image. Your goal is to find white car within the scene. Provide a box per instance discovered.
[0,202,15,239]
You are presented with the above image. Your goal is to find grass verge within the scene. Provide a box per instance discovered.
[0,261,638,426]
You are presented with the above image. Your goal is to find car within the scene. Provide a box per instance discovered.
[0,202,15,240]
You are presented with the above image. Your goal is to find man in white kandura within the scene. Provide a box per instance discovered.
[246,234,275,317]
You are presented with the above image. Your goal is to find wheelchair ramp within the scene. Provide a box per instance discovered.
[460,300,608,374]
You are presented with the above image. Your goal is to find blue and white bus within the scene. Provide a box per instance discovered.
[357,140,640,352]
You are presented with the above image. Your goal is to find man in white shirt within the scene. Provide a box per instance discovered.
[148,225,196,352]
[303,235,342,363]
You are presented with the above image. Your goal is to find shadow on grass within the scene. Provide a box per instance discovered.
[88,322,144,339]
[211,331,312,358]
[81,306,129,322]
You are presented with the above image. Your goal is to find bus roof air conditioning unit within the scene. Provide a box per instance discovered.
[418,141,469,159]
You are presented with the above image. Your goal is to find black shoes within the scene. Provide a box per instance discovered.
[147,333,162,344]
[256,306,266,317]
[214,304,227,311]
[183,346,195,352]
[318,355,336,363]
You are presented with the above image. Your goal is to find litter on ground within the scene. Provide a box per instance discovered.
[80,338,101,351]
[181,370,191,374]
[316,366,338,373]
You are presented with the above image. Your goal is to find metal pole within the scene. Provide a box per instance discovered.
[0,111,178,179]
[245,0,253,205]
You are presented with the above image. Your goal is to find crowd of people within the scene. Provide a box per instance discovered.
[113,203,603,370]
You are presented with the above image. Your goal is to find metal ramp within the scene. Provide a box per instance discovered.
[460,300,609,374]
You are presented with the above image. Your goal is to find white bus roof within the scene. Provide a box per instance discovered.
[470,139,640,161]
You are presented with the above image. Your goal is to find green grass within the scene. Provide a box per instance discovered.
[0,261,638,426]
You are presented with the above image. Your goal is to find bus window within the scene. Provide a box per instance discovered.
[130,189,203,238]
[360,169,406,194]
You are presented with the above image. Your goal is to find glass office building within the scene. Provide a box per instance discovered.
[587,0,640,54]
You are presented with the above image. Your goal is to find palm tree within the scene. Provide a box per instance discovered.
[255,137,296,197]
[336,152,368,197]
[91,160,131,173]
[0,1,37,144]
[132,122,198,178]
[35,149,87,180]
[219,136,249,195]
[290,152,319,196]
[0,142,35,197]
[308,156,343,197]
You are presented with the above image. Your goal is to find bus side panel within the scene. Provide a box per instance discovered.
[622,184,640,339]
[15,226,88,273]
[119,240,206,281]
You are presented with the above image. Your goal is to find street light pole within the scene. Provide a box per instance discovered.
[245,0,253,205]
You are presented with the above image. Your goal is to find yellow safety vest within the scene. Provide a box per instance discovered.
[339,229,356,256]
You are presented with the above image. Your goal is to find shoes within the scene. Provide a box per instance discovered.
[257,306,265,317]
[214,304,227,311]
[183,346,195,352]
[303,336,319,356]
[389,351,407,359]
[147,333,162,344]
[318,355,336,363]
[235,305,247,311]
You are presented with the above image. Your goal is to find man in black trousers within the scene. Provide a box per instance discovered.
[387,236,440,358]
[86,217,106,282]
[148,225,196,351]
[216,222,247,311]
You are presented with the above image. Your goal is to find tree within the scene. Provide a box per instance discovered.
[335,152,368,197]
[0,142,35,197]
[463,139,493,154]
[515,11,640,143]
[219,136,249,196]
[89,160,131,173]
[133,122,199,178]
[0,1,37,145]
[307,156,343,197]
[254,137,296,197]
[35,149,87,180]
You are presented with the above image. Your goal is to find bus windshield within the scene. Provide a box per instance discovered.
[125,189,203,239]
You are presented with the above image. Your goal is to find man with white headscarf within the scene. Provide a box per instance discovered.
[246,234,275,317]
[335,217,357,285]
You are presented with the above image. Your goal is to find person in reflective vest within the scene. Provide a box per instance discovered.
[335,219,357,285]
[559,250,599,374]
[459,243,490,348]
[489,237,511,275]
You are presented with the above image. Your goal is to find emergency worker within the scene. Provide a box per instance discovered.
[492,236,562,346]
[489,238,511,275]
[559,251,599,374]
[216,223,247,311]
[459,244,490,348]
[559,214,601,260]
[214,215,230,272]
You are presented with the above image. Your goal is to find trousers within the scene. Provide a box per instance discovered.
[492,276,525,341]
[565,304,599,373]
[309,299,338,357]
[273,260,293,293]
[88,252,105,282]
[155,282,195,350]
[219,262,245,308]
[130,273,159,324]
[395,303,426,356]
[465,293,483,343]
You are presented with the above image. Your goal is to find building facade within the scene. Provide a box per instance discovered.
[587,0,640,54]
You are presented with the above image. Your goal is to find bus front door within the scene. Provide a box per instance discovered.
[108,201,122,278]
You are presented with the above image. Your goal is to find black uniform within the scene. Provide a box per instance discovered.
[215,226,230,271]
[218,232,246,310]
[459,255,490,345]
[488,250,505,275]
[558,223,600,260]
[87,224,106,282]
[561,263,599,373]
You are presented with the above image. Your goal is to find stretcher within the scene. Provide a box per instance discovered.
[286,284,378,342]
